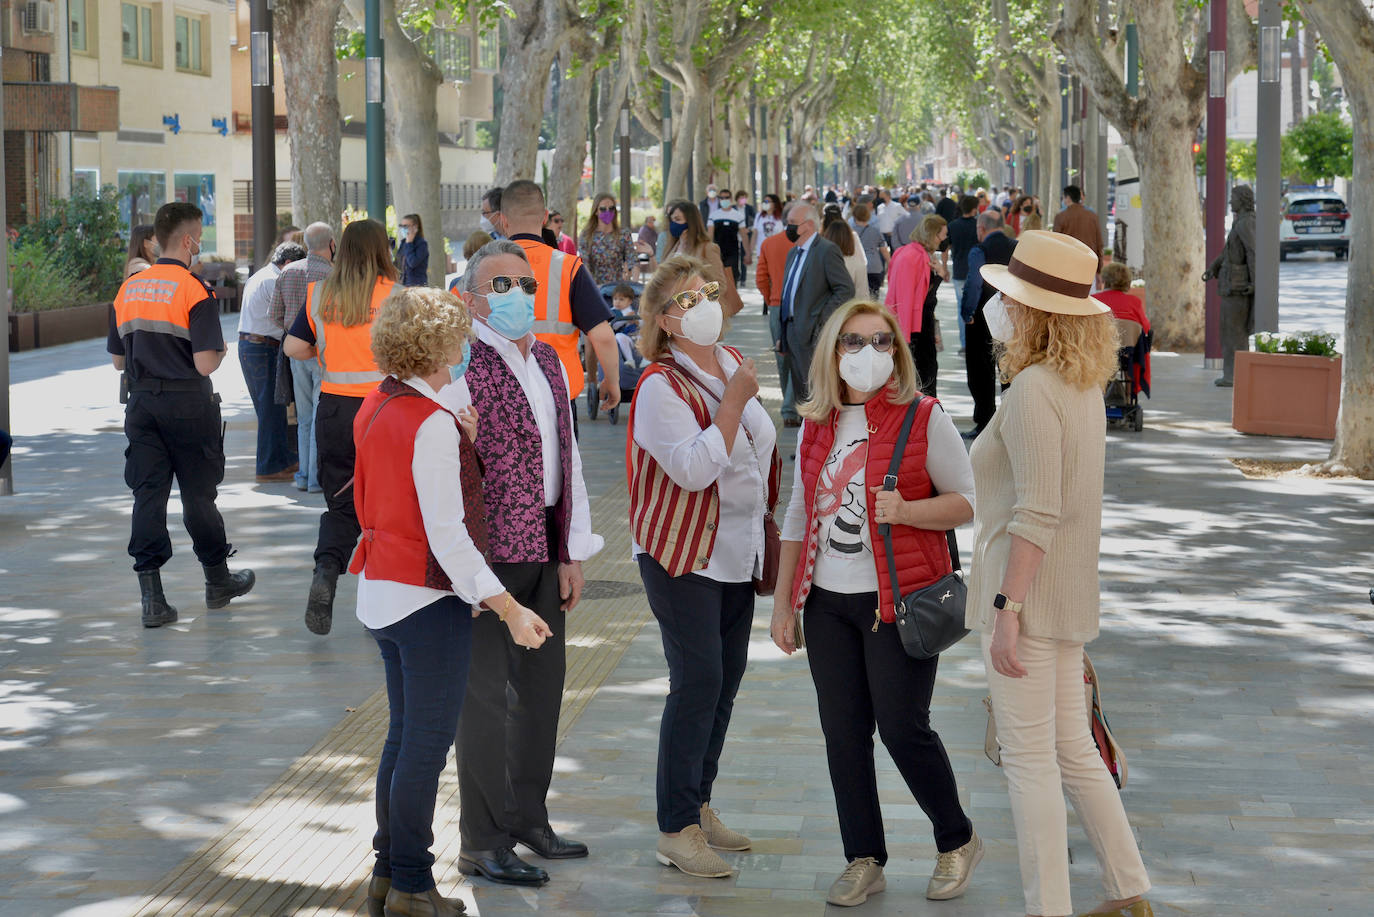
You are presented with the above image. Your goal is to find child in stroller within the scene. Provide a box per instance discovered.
[595,282,646,424]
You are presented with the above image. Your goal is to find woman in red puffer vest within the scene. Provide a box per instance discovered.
[769,298,983,909]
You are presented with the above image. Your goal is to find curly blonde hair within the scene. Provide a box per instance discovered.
[638,254,720,361]
[798,299,918,422]
[997,297,1120,390]
[371,286,472,379]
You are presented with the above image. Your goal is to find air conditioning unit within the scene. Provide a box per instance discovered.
[23,0,55,34]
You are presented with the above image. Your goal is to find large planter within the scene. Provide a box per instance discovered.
[1232,351,1342,440]
[7,302,112,352]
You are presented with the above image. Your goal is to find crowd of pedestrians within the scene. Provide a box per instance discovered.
[105,177,1150,917]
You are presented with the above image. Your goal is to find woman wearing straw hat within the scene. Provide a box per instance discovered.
[969,230,1153,917]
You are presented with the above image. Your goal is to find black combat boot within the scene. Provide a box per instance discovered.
[305,557,340,635]
[204,560,256,609]
[138,570,179,628]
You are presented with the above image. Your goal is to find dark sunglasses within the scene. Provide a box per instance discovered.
[837,331,895,353]
[480,275,539,295]
[667,281,720,311]
[597,205,617,214]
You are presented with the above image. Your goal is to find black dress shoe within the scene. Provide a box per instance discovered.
[513,826,589,859]
[457,846,549,886]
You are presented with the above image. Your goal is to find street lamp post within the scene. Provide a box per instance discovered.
[1254,0,1281,333]
[1204,0,1227,368]
[364,0,385,221]
[619,102,632,232]
[250,0,276,270]
[0,50,10,496]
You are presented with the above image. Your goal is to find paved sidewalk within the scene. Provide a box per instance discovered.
[1,281,1371,916]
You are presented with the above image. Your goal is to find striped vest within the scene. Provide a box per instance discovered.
[626,350,781,578]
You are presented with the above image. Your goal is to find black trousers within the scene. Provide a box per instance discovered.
[804,586,973,864]
[456,559,567,850]
[638,554,755,833]
[123,389,230,572]
[964,311,998,429]
[910,333,938,399]
[313,392,364,568]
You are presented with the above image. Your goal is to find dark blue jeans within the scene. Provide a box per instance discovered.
[369,595,472,893]
[237,338,296,475]
[638,554,755,833]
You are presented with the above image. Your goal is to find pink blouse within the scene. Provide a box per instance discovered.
[884,243,931,338]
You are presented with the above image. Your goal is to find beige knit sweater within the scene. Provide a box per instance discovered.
[967,363,1106,643]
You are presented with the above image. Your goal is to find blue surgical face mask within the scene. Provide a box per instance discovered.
[449,338,471,382]
[484,288,536,340]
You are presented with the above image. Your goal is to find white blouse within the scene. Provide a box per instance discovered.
[631,345,778,584]
[355,376,506,630]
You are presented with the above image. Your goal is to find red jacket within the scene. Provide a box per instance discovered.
[789,393,952,622]
[349,378,489,590]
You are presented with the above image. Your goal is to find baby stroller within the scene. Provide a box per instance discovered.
[1105,318,1151,432]
[585,281,645,424]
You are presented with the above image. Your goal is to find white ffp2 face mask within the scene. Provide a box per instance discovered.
[838,345,895,394]
[984,293,1015,342]
[676,299,723,347]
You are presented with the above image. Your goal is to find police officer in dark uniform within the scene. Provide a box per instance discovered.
[108,201,255,628]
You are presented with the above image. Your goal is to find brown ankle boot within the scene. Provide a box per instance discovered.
[382,885,466,917]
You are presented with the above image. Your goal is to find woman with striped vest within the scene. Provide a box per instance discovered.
[352,286,550,917]
[627,255,781,880]
[769,299,983,908]
[284,219,396,636]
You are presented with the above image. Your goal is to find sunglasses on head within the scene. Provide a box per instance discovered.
[837,331,895,353]
[667,281,720,311]
[481,276,539,295]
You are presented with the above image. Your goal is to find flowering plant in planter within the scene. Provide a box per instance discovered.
[1253,330,1338,357]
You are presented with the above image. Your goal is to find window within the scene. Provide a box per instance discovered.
[477,29,498,71]
[73,169,100,197]
[118,170,167,228]
[121,2,155,64]
[174,172,216,249]
[430,29,471,83]
[71,0,89,53]
[175,12,204,73]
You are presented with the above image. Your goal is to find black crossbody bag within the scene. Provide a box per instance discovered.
[879,398,970,660]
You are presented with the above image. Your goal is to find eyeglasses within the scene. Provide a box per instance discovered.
[837,331,895,353]
[598,205,617,214]
[479,276,539,295]
[666,281,720,311]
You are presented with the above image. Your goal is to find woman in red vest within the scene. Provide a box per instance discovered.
[352,286,551,917]
[769,299,982,908]
[626,255,780,880]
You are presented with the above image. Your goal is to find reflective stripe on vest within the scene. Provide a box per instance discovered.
[517,239,586,398]
[530,250,578,335]
[307,278,390,397]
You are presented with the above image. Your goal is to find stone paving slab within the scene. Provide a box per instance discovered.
[2,275,1373,916]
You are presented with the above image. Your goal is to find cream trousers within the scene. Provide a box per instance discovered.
[982,632,1150,916]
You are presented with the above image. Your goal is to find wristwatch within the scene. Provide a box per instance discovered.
[993,593,1024,614]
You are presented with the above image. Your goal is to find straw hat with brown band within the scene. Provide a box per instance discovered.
[980,230,1111,316]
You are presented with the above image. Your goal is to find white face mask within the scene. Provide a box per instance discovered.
[838,344,895,394]
[984,293,1015,342]
[478,215,496,235]
[675,299,723,347]
[761,201,772,213]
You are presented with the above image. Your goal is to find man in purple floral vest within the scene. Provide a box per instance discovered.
[440,241,605,887]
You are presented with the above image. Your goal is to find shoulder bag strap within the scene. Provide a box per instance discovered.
[880,398,921,607]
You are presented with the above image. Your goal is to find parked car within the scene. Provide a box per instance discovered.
[1279,191,1350,260]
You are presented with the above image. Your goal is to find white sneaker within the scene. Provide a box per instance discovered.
[926,828,984,900]
[655,824,732,878]
[827,857,886,907]
[700,804,751,851]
